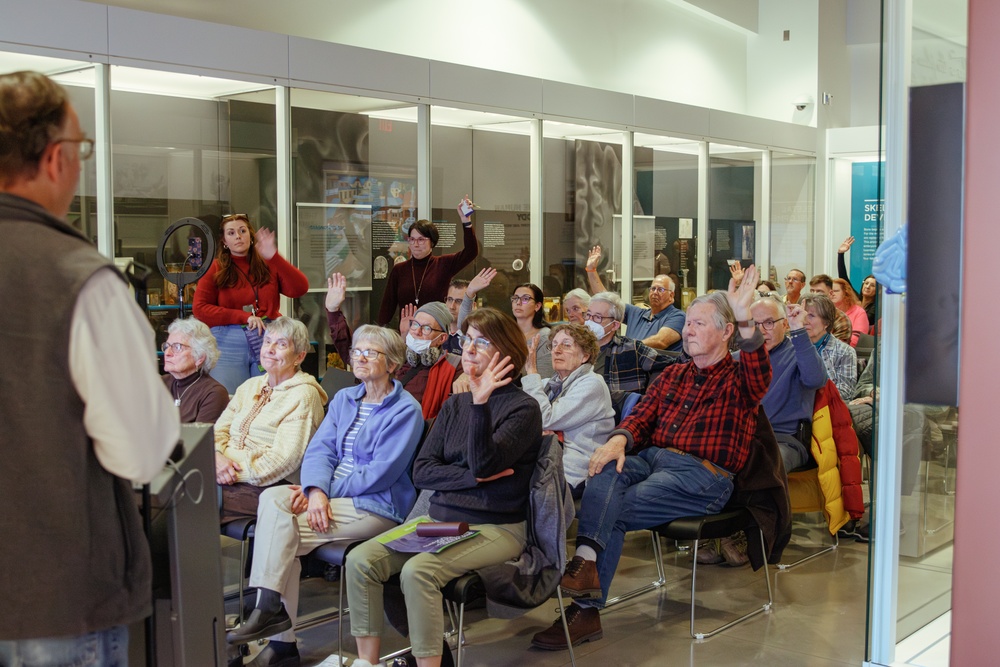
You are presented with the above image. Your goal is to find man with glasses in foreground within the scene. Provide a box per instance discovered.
[749,296,828,473]
[0,71,179,662]
[584,291,682,415]
[585,245,686,351]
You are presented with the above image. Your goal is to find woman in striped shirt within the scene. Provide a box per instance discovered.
[226,326,424,666]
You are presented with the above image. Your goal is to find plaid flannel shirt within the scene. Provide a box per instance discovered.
[817,334,858,402]
[598,334,681,394]
[614,331,771,474]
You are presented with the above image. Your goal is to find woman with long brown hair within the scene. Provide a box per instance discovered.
[193,213,309,393]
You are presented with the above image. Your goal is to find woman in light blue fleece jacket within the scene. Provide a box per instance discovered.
[225,325,424,666]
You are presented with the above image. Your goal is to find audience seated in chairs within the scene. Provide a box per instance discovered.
[800,294,857,403]
[327,271,460,420]
[521,323,615,498]
[535,270,772,651]
[584,291,682,418]
[161,317,230,423]
[345,307,543,667]
[750,296,828,474]
[225,325,424,667]
[215,316,327,524]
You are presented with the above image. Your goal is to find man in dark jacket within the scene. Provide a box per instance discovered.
[0,70,178,662]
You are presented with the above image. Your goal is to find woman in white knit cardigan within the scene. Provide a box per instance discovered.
[214,316,328,523]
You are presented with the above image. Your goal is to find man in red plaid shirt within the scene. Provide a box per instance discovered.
[532,266,771,650]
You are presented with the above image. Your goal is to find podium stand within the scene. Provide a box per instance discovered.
[139,424,226,666]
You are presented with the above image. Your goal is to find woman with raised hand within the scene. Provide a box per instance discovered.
[345,308,542,667]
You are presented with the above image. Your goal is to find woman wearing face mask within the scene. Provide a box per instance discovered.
[522,323,615,498]
[395,301,463,419]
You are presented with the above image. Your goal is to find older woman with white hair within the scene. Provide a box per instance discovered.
[215,316,328,524]
[161,318,230,423]
[562,288,591,326]
[225,325,423,665]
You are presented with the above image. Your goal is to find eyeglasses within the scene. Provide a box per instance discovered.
[649,286,670,294]
[545,339,577,352]
[458,334,492,353]
[350,348,385,361]
[583,312,611,324]
[407,236,431,245]
[409,320,445,336]
[754,318,786,331]
[785,275,803,283]
[262,337,291,351]
[54,136,94,161]
[510,295,536,305]
[161,342,190,353]
[445,296,463,305]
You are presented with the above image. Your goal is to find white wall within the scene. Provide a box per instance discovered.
[746,0,820,126]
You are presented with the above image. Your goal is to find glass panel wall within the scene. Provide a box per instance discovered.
[633,134,700,309]
[431,108,532,317]
[771,152,816,296]
[288,91,418,361]
[542,123,624,314]
[107,67,276,343]
[0,52,98,243]
[708,144,762,292]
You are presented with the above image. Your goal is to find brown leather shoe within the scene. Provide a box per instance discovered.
[530,603,603,650]
[560,556,602,599]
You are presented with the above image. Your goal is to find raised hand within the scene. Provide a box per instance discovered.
[325,272,347,312]
[727,263,759,322]
[398,303,417,337]
[467,267,496,297]
[451,373,471,394]
[838,236,855,254]
[586,246,602,272]
[457,195,475,224]
[468,351,515,405]
[786,303,807,330]
[525,332,541,375]
[728,261,745,285]
[255,227,278,260]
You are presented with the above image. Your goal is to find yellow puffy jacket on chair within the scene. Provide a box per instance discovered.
[786,380,865,535]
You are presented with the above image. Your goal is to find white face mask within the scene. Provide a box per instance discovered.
[585,319,608,340]
[406,332,433,354]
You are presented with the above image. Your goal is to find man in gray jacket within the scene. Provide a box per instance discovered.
[0,71,178,663]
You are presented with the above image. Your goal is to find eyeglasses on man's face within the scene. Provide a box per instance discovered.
[409,320,445,336]
[785,275,803,283]
[445,296,463,305]
[350,348,385,361]
[54,136,94,161]
[161,342,190,354]
[649,286,671,295]
[583,311,611,324]
[754,318,786,331]
[510,294,535,305]
[458,334,492,353]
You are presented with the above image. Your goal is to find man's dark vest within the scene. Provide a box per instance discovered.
[0,193,153,639]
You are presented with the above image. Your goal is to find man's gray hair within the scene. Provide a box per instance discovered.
[265,316,310,356]
[751,294,787,319]
[653,274,676,291]
[563,288,591,306]
[167,318,220,371]
[353,325,407,373]
[688,292,734,330]
[590,291,625,322]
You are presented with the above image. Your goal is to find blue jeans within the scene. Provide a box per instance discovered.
[0,626,128,666]
[210,324,264,394]
[774,432,810,473]
[575,448,734,609]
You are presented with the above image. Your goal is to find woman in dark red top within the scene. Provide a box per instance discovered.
[193,214,309,393]
[377,200,479,326]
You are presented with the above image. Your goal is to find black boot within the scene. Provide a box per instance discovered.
[247,641,300,667]
[226,606,292,645]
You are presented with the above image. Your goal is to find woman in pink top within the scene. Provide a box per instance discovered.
[831,278,869,347]
[193,214,309,393]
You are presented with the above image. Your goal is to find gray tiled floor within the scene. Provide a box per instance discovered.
[227,515,876,666]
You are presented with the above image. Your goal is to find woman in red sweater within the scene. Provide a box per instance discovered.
[193,214,310,393]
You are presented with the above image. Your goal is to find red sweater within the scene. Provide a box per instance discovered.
[377,224,478,325]
[193,253,309,326]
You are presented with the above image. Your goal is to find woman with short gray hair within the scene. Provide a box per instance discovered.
[161,318,230,423]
